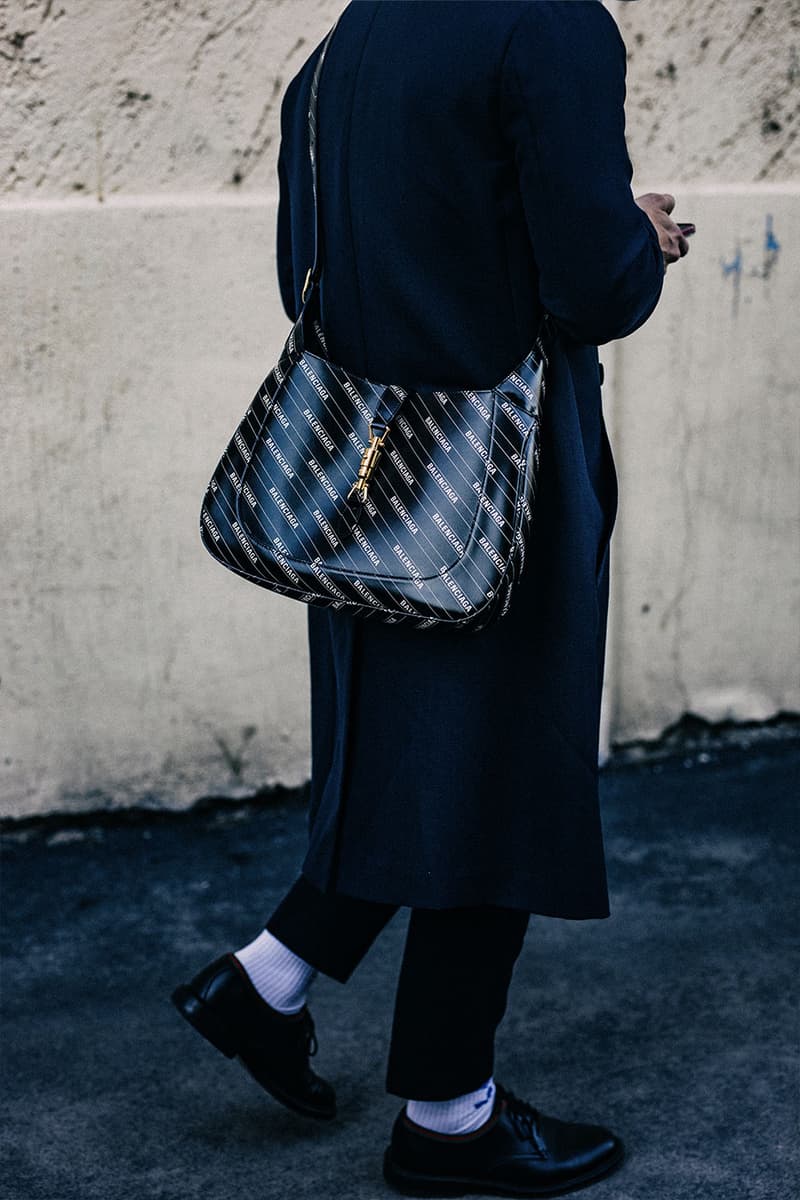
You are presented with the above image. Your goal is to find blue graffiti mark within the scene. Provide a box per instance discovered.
[721,245,743,315]
[721,247,743,277]
[748,213,782,281]
[765,214,780,254]
[722,217,780,305]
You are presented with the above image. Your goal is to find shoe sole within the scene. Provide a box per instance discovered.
[382,1141,625,1198]
[170,984,336,1122]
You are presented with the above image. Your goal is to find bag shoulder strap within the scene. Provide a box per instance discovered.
[295,13,553,375]
[301,17,342,307]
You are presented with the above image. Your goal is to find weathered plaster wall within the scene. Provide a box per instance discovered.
[607,0,799,184]
[3,1,796,199]
[2,0,338,197]
[2,1,798,817]
[604,186,799,743]
[604,0,800,743]
[3,200,313,817]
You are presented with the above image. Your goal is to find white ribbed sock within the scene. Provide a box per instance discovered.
[234,928,317,1014]
[406,1078,497,1136]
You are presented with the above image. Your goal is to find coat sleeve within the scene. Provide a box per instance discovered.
[501,1,664,346]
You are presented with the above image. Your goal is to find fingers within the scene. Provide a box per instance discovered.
[635,191,676,215]
[635,192,692,269]
[662,229,689,266]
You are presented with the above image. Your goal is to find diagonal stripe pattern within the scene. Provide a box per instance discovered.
[200,299,549,632]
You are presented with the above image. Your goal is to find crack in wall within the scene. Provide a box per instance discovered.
[718,4,765,66]
[188,0,260,73]
[232,74,282,185]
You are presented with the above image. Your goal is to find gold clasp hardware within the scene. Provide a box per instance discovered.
[347,424,389,504]
[301,267,314,304]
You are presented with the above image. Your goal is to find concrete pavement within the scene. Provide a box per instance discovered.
[1,740,798,1200]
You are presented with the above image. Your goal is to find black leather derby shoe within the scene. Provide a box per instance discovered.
[383,1084,623,1197]
[171,952,336,1120]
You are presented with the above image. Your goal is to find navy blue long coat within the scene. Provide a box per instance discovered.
[274,0,664,918]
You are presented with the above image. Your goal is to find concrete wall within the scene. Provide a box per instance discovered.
[603,184,799,742]
[605,0,799,741]
[2,0,798,818]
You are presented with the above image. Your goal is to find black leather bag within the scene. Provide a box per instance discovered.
[200,21,551,632]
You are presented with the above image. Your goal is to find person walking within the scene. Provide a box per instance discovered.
[172,2,692,1195]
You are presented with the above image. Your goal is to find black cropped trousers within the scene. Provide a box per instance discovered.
[266,873,530,1100]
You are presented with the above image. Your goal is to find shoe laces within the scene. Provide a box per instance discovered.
[500,1087,546,1154]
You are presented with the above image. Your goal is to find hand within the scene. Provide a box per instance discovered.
[635,192,693,268]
